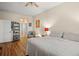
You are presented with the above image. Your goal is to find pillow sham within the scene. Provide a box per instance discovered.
[50,31,63,38]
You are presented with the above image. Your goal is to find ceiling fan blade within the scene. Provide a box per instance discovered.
[34,2,39,7]
[25,2,30,7]
[25,2,39,8]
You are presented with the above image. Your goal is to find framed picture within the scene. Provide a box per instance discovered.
[36,20,40,28]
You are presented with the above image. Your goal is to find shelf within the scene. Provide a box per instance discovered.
[11,21,20,40]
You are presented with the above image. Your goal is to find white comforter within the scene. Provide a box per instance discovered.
[28,37,79,56]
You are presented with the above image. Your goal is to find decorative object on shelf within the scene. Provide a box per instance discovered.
[36,20,40,28]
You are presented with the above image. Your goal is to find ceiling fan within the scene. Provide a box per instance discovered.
[25,2,39,8]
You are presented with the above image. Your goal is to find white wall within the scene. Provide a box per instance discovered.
[34,3,79,34]
[0,11,32,43]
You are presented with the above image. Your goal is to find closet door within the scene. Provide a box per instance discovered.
[3,20,12,42]
[0,20,4,43]
[0,20,12,43]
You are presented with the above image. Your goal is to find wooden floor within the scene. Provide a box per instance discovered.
[0,37,27,56]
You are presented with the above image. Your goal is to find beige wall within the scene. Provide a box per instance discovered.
[34,3,79,34]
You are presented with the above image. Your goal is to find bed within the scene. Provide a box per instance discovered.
[27,31,79,56]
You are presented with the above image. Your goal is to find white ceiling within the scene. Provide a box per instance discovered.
[0,2,62,16]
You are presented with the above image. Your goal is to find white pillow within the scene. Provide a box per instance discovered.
[50,31,63,38]
[63,32,79,42]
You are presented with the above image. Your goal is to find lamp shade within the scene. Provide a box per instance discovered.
[44,28,49,31]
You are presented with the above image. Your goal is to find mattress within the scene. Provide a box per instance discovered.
[27,37,79,56]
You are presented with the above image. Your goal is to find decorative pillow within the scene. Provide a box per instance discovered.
[50,31,63,38]
[63,32,79,42]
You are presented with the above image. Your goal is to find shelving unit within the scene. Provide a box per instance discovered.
[11,22,20,41]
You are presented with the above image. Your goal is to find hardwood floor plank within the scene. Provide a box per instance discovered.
[0,37,27,56]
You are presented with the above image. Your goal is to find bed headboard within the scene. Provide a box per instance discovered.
[63,32,79,42]
[50,30,79,42]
